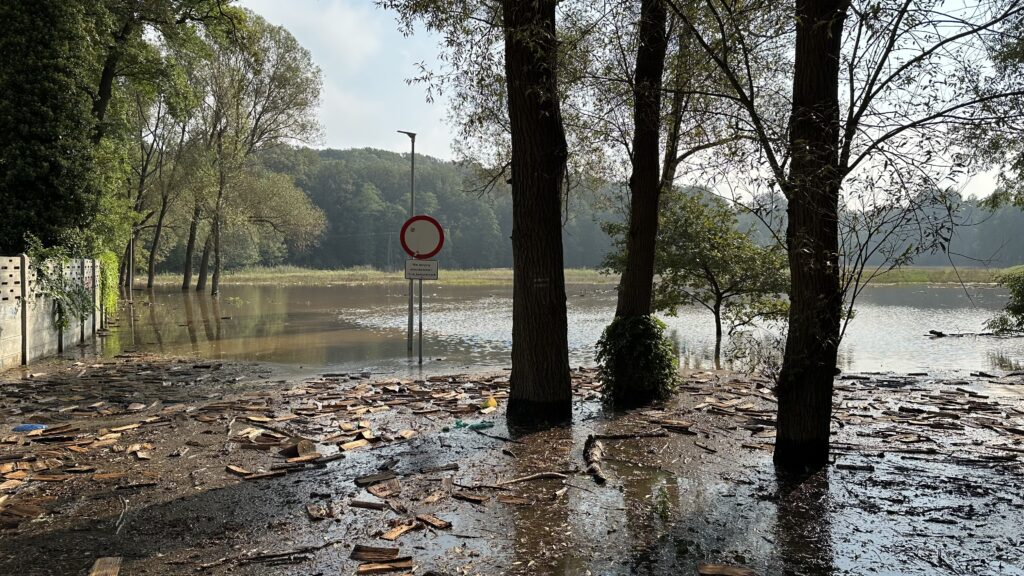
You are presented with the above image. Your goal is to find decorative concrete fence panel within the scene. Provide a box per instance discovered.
[0,255,101,370]
[0,256,23,370]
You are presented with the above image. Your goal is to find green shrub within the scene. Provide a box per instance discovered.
[986,268,1024,334]
[596,315,679,407]
[97,249,120,320]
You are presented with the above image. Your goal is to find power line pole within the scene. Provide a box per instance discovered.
[398,130,416,355]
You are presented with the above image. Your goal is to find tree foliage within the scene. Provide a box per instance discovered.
[987,268,1024,334]
[596,315,679,407]
[606,190,788,368]
[0,1,100,253]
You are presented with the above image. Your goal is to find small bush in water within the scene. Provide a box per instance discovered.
[596,315,678,407]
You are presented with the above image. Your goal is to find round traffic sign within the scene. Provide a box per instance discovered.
[400,215,445,259]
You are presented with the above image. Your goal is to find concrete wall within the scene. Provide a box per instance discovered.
[0,255,101,370]
[0,256,23,371]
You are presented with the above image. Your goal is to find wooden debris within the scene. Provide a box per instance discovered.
[355,471,397,487]
[280,439,316,458]
[225,465,252,476]
[87,557,122,576]
[697,563,756,576]
[340,438,370,451]
[380,519,420,541]
[584,435,607,484]
[367,478,401,499]
[350,545,400,561]
[350,499,388,510]
[497,472,567,486]
[355,558,413,574]
[452,491,489,504]
[416,513,451,529]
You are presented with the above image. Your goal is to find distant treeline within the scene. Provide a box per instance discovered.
[253,147,617,270]
[151,146,1023,273]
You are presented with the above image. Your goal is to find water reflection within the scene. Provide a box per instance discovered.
[107,283,1023,376]
[775,470,835,575]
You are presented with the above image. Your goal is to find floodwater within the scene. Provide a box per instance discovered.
[105,282,1023,377]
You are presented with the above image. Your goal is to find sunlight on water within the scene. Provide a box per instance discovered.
[110,282,1023,377]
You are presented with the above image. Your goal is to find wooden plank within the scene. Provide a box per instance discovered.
[356,558,413,574]
[350,544,400,562]
[88,557,122,576]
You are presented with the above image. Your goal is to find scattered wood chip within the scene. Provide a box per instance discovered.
[380,519,420,541]
[341,439,370,451]
[350,544,400,562]
[416,514,451,530]
[367,478,401,499]
[225,465,252,476]
[355,558,413,574]
[88,557,122,576]
[453,491,489,505]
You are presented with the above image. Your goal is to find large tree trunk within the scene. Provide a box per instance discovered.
[774,0,848,472]
[615,0,668,320]
[147,195,169,288]
[503,0,572,427]
[182,205,201,290]
[196,233,212,292]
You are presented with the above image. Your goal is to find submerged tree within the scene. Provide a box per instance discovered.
[191,10,321,295]
[502,0,573,424]
[652,192,788,368]
[383,0,572,424]
[665,0,1024,471]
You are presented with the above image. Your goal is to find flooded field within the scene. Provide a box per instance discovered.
[105,282,1023,377]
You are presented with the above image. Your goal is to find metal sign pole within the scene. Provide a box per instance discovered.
[399,130,416,355]
[418,278,423,365]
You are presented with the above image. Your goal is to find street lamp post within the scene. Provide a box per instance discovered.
[398,130,416,356]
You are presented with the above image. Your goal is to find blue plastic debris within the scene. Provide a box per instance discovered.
[12,423,47,432]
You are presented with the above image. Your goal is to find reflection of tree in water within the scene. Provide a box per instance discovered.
[146,289,165,352]
[506,426,575,575]
[182,292,199,354]
[775,470,835,575]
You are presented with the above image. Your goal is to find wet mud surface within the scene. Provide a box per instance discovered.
[1,356,1023,575]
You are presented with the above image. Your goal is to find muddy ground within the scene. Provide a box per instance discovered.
[0,355,1023,575]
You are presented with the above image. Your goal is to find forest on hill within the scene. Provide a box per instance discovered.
[251,147,617,270]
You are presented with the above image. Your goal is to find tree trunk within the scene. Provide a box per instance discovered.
[91,18,136,145]
[147,195,169,288]
[119,241,131,290]
[713,300,723,370]
[774,0,848,472]
[182,205,201,290]
[211,214,222,296]
[615,0,668,320]
[196,233,212,292]
[503,0,572,427]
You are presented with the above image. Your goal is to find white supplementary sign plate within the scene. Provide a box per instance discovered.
[405,259,439,280]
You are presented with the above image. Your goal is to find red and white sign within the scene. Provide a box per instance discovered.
[400,215,445,259]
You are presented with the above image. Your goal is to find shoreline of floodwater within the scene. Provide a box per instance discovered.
[150,264,1021,287]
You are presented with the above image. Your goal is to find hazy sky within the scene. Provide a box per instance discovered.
[239,0,998,198]
[239,0,454,159]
